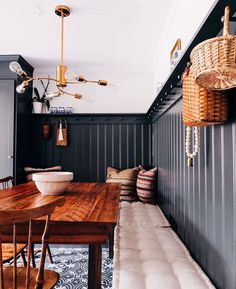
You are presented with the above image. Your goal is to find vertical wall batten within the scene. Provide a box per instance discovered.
[203,127,208,269]
[96,124,99,182]
[149,124,152,166]
[126,124,129,168]
[233,123,236,289]
[111,124,114,167]
[211,126,215,274]
[104,125,107,178]
[134,124,137,165]
[119,124,122,168]
[196,134,201,261]
[89,126,92,180]
[152,99,236,289]
[221,126,226,288]
[141,124,144,165]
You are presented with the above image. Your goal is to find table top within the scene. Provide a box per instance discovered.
[0,182,121,225]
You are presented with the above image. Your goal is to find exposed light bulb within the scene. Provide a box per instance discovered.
[16,83,26,94]
[107,82,118,91]
[9,61,27,77]
[46,92,61,99]
[65,70,78,81]
[9,62,21,73]
[82,95,95,103]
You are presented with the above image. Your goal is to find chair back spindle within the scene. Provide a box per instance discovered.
[35,215,51,289]
[0,232,4,289]
[13,224,17,289]
[25,220,32,289]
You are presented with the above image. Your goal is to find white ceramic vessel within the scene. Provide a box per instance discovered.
[32,172,73,195]
[33,102,42,113]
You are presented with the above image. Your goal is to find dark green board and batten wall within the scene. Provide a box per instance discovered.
[30,114,152,182]
[1,0,236,288]
[150,1,236,288]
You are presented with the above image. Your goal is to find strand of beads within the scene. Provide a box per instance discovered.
[185,126,200,167]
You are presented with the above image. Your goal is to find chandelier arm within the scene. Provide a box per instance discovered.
[86,80,99,84]
[34,77,58,83]
[66,81,82,84]
[66,79,100,84]
[21,77,59,88]
[67,80,102,84]
[24,77,34,82]
[20,77,37,87]
[56,85,79,98]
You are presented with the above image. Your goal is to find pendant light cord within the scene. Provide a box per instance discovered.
[61,13,64,66]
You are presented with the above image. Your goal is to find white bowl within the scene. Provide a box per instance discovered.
[32,172,73,195]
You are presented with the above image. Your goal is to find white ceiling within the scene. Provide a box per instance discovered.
[0,0,216,113]
[1,0,173,69]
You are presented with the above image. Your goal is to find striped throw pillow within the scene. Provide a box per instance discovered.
[137,167,157,204]
[106,167,139,202]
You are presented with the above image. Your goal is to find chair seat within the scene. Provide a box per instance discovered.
[2,243,27,263]
[3,267,59,289]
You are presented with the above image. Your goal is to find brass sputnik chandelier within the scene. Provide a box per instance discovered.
[9,5,111,99]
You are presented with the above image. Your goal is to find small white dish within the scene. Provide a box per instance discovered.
[32,171,73,195]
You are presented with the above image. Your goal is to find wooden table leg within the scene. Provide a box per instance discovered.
[88,244,102,289]
[31,243,36,268]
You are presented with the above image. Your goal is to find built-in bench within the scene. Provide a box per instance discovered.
[112,202,215,289]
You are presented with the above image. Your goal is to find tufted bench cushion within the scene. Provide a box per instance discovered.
[112,226,215,289]
[119,201,170,228]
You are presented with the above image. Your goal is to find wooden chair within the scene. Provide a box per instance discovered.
[0,176,27,267]
[0,177,53,268]
[0,196,65,289]
[0,176,13,190]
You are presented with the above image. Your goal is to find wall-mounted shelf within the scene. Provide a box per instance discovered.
[31,113,149,124]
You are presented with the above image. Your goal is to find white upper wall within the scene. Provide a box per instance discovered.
[0,0,218,113]
[152,0,217,89]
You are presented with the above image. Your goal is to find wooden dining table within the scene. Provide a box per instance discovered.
[0,182,121,289]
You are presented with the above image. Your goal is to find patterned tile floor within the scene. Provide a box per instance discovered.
[42,247,113,289]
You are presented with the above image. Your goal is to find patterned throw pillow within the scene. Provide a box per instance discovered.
[24,166,62,181]
[106,167,139,202]
[136,167,157,204]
